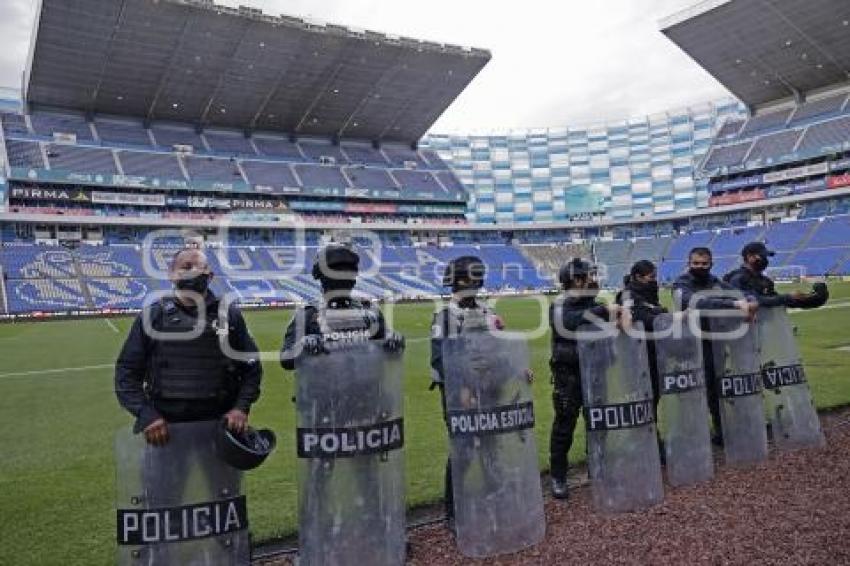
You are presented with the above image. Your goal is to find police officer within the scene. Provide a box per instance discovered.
[549,258,621,499]
[279,243,404,368]
[672,246,756,445]
[617,260,667,426]
[430,256,509,523]
[115,247,262,444]
[724,241,829,309]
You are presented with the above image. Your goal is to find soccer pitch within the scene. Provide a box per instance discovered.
[1,283,849,565]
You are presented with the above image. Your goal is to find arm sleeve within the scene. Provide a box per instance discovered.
[674,283,739,311]
[373,309,388,340]
[725,271,783,307]
[279,315,299,371]
[114,315,160,433]
[560,303,610,331]
[227,307,262,413]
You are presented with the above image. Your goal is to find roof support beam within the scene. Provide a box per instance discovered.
[144,13,194,123]
[198,20,252,127]
[86,0,129,115]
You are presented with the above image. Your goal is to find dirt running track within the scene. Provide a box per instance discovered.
[267,410,850,565]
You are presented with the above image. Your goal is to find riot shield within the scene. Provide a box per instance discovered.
[757,307,824,450]
[115,420,250,566]
[295,340,405,566]
[707,314,768,466]
[577,322,663,514]
[442,330,545,558]
[654,313,713,487]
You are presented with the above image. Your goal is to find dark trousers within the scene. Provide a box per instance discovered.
[702,339,723,436]
[549,368,583,482]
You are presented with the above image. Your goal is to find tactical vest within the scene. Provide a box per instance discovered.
[150,300,232,401]
[315,303,380,344]
[439,303,493,338]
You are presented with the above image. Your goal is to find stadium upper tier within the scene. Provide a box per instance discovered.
[2,206,849,315]
[421,99,746,223]
[0,109,467,206]
[662,0,850,110]
[24,0,490,143]
[699,92,850,177]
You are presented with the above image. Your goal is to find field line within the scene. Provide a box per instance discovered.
[104,319,120,333]
[0,364,113,379]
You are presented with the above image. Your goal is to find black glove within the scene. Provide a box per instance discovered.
[812,282,828,299]
[300,335,326,356]
[383,331,405,352]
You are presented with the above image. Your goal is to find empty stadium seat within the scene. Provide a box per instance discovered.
[95,119,152,147]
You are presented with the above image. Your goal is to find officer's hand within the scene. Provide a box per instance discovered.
[812,282,828,297]
[300,335,326,356]
[224,409,248,435]
[143,418,169,446]
[525,369,534,383]
[489,314,505,331]
[383,331,405,352]
[734,300,758,321]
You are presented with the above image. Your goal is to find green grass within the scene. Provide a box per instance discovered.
[1,284,849,565]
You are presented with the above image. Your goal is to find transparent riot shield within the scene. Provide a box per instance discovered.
[577,322,664,513]
[295,340,405,566]
[654,313,713,487]
[115,420,249,566]
[757,307,824,450]
[442,330,545,558]
[707,314,768,466]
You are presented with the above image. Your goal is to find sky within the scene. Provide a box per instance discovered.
[0,0,732,133]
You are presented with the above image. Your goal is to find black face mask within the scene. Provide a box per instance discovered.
[689,268,711,283]
[630,279,659,303]
[320,276,356,295]
[175,273,210,295]
[752,256,769,271]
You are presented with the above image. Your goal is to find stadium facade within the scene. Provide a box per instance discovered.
[422,99,745,223]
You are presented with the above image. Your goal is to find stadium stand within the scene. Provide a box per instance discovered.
[5,140,44,168]
[95,119,152,147]
[30,111,93,141]
[117,151,185,180]
[184,155,243,183]
[46,145,118,175]
[203,132,257,157]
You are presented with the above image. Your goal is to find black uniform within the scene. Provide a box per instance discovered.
[724,266,828,309]
[430,299,499,517]
[616,281,667,411]
[672,272,748,437]
[279,297,387,369]
[115,291,262,433]
[549,295,611,482]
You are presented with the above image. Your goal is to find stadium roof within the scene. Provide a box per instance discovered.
[23,0,490,143]
[661,0,850,110]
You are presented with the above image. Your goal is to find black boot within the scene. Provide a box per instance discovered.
[551,477,569,499]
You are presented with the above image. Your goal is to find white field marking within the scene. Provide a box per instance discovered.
[0,364,113,379]
[789,300,850,313]
[104,319,120,333]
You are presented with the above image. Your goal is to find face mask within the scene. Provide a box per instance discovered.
[689,268,711,282]
[631,279,659,302]
[753,256,769,271]
[176,272,210,295]
[321,275,356,294]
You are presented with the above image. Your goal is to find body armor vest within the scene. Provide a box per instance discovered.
[316,303,380,344]
[150,300,232,401]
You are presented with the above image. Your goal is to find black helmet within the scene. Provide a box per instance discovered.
[311,244,360,281]
[442,255,486,289]
[215,422,276,471]
[558,258,595,286]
